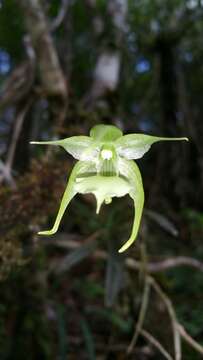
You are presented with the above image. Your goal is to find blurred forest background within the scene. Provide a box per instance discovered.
[0,0,203,359]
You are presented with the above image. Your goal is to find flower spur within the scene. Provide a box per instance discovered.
[30,124,188,253]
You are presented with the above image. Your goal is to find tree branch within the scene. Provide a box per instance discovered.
[127,276,150,354]
[46,238,203,274]
[6,100,32,168]
[140,329,173,360]
[126,256,203,273]
[177,324,203,356]
[148,276,182,360]
[18,0,67,99]
[0,36,35,111]
[51,0,70,32]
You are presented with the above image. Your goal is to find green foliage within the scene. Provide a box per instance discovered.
[80,317,96,360]
[0,0,24,60]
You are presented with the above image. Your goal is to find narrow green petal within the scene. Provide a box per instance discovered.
[118,159,144,253]
[116,134,189,160]
[30,136,97,160]
[90,124,123,142]
[38,161,89,235]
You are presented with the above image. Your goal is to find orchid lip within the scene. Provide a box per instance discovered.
[74,174,132,214]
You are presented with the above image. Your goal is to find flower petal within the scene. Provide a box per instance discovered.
[118,158,144,253]
[116,134,189,160]
[30,136,98,161]
[38,161,92,235]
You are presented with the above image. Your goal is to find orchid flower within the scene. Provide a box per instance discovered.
[30,124,188,253]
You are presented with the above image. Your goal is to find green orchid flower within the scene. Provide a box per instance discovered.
[30,124,188,253]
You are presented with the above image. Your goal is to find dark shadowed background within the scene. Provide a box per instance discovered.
[0,0,203,359]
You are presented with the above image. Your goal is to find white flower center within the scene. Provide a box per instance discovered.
[101,149,113,160]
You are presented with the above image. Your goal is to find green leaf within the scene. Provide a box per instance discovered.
[105,241,124,306]
[54,240,98,274]
[116,134,189,159]
[30,136,97,160]
[88,308,131,333]
[118,158,145,253]
[56,305,68,359]
[80,318,96,360]
[90,124,123,142]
